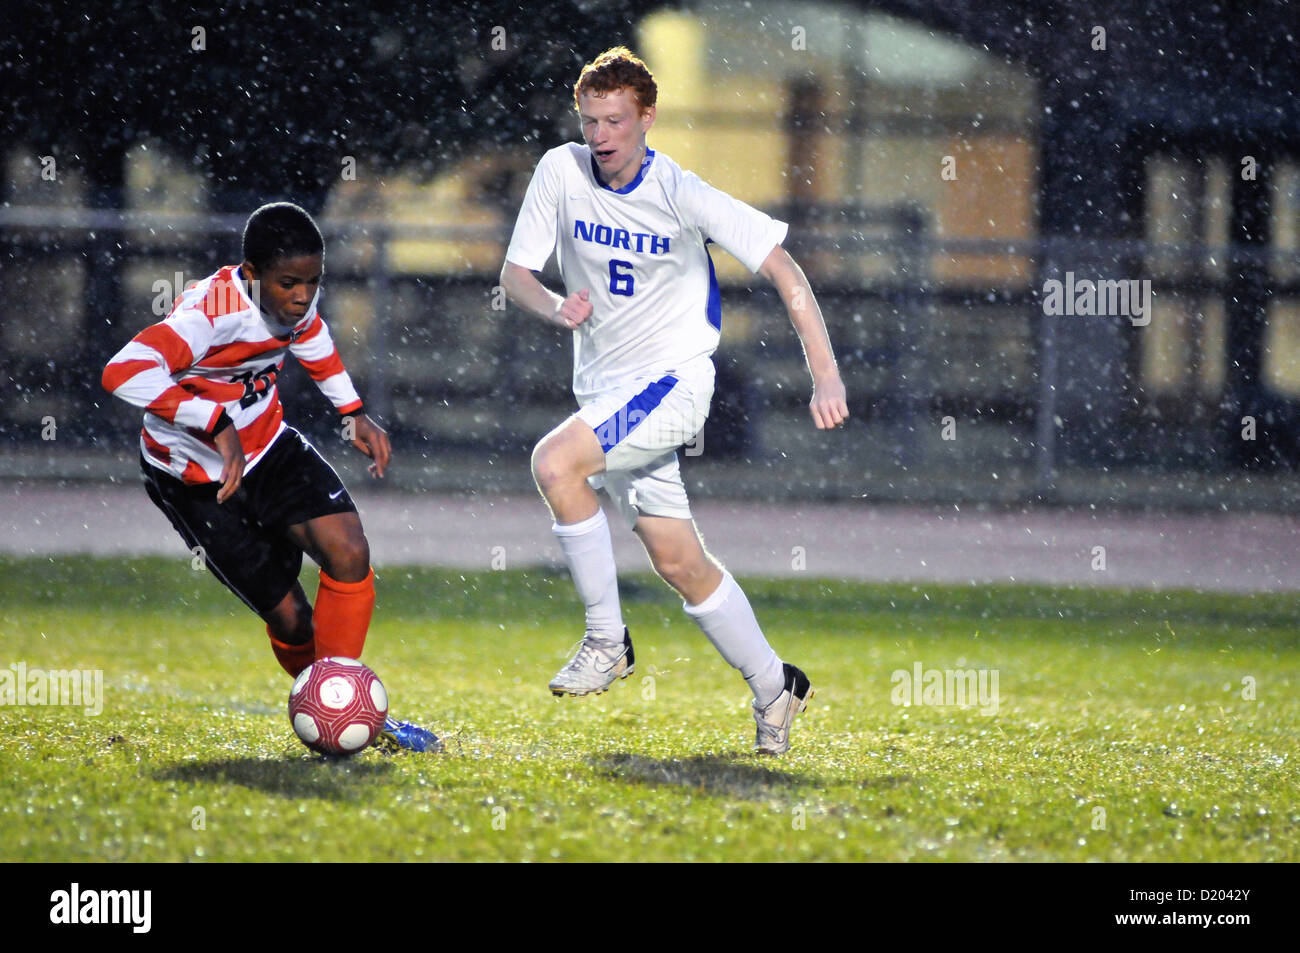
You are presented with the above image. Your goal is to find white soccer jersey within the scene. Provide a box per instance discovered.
[506,143,787,400]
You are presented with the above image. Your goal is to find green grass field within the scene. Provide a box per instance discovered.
[1,554,1296,862]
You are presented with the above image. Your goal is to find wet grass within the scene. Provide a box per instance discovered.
[1,555,1296,861]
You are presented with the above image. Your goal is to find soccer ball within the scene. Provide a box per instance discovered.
[288,657,388,756]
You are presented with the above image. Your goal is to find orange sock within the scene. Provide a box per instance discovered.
[268,627,315,678]
[312,567,375,661]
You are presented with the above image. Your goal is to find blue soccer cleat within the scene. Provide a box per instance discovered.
[376,716,444,753]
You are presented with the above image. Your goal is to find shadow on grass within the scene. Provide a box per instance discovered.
[155,755,393,801]
[592,752,814,800]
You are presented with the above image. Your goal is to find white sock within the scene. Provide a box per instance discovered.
[552,509,624,641]
[683,570,785,706]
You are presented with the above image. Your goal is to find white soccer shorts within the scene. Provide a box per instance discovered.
[574,357,714,528]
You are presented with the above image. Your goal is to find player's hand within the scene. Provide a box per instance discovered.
[350,413,391,478]
[553,289,593,329]
[214,425,246,503]
[810,375,849,430]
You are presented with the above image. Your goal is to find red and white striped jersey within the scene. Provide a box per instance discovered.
[102,264,363,485]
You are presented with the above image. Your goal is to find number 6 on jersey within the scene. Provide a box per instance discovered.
[608,259,634,296]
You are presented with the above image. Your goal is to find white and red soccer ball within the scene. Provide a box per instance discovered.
[288,657,388,755]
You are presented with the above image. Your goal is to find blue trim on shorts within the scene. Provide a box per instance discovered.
[592,375,679,453]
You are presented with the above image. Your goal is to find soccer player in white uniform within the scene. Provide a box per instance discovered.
[500,48,848,754]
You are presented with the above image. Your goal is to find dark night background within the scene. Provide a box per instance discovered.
[3,0,1299,480]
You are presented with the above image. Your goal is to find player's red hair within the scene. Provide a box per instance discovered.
[573,47,658,113]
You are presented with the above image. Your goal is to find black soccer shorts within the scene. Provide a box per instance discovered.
[141,427,358,615]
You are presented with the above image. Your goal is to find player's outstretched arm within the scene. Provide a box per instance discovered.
[500,262,593,330]
[758,246,849,429]
[348,413,391,478]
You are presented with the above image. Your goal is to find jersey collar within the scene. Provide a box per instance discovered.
[590,148,656,194]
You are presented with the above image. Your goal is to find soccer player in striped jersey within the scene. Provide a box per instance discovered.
[501,48,849,754]
[103,202,439,752]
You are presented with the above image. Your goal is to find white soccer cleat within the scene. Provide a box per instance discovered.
[549,628,635,697]
[753,663,812,755]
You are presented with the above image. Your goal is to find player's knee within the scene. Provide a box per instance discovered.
[325,534,370,582]
[531,441,571,494]
[652,554,695,591]
[530,442,549,485]
[267,603,313,646]
[535,431,603,495]
[289,615,314,645]
[655,549,716,595]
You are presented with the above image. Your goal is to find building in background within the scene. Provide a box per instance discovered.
[4,0,1300,502]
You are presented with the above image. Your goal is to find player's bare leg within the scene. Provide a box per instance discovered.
[636,514,811,754]
[534,418,633,695]
[263,583,315,676]
[286,511,370,583]
[632,514,722,605]
[284,511,374,661]
[263,584,313,643]
[531,417,606,523]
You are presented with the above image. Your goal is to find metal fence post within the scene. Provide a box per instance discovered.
[896,205,930,468]
[367,223,393,428]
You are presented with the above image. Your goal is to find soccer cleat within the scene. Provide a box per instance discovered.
[753,663,812,755]
[375,716,444,753]
[549,627,635,697]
